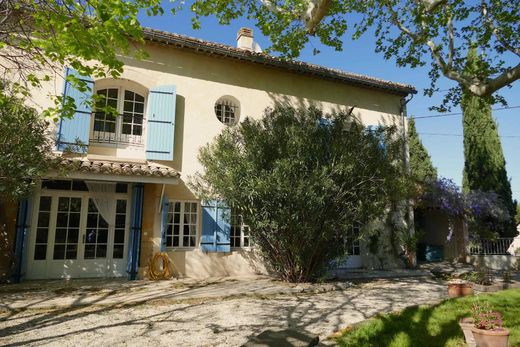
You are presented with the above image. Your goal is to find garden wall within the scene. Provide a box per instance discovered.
[466,254,519,270]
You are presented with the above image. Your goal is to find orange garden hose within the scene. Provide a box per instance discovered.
[147,252,173,280]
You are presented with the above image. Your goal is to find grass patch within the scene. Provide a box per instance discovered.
[335,289,520,347]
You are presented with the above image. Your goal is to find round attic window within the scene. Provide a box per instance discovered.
[214,96,240,126]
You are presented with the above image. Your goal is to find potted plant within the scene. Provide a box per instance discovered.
[447,278,473,297]
[470,302,509,347]
[458,317,476,347]
[448,279,463,297]
[461,282,474,296]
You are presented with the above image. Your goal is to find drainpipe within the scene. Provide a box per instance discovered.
[157,184,166,213]
[400,94,416,267]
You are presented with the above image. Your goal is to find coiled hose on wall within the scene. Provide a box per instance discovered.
[147,252,173,280]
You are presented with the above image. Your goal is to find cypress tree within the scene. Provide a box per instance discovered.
[462,49,516,236]
[408,117,437,184]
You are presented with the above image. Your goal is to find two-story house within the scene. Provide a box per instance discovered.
[7,28,416,281]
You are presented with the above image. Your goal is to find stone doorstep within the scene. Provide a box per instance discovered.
[242,329,319,347]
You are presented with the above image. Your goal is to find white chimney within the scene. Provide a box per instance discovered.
[237,27,254,51]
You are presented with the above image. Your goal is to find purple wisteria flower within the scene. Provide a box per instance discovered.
[416,178,511,238]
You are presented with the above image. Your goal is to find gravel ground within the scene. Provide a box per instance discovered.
[0,277,446,346]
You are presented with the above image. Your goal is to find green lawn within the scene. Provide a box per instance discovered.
[335,289,520,347]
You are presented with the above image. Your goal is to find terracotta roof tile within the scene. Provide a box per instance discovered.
[59,158,180,179]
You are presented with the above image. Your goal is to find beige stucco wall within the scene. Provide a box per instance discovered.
[167,249,266,279]
[117,43,404,177]
[138,182,267,279]
[12,38,409,278]
[14,40,406,180]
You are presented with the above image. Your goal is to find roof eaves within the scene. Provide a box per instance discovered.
[142,28,417,96]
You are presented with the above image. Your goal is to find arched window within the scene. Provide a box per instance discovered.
[91,84,146,145]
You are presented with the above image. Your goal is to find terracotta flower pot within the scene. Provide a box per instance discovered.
[461,283,474,296]
[448,283,462,297]
[459,318,476,347]
[470,327,509,347]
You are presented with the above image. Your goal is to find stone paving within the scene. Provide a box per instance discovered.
[0,276,352,311]
[0,275,448,346]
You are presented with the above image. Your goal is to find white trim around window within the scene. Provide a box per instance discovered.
[230,209,251,249]
[166,200,199,249]
[91,79,149,147]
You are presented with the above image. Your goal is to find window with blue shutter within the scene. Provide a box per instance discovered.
[146,85,176,161]
[201,200,231,253]
[367,125,386,152]
[56,67,94,151]
[201,201,217,252]
[216,202,231,252]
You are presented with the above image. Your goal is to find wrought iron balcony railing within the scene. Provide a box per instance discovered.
[89,114,145,146]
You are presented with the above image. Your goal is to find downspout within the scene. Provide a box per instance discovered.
[158,184,167,252]
[157,184,166,213]
[400,94,415,267]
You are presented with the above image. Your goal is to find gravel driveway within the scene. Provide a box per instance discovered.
[0,277,446,346]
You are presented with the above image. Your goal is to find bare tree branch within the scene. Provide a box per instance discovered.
[384,1,518,97]
[481,1,520,58]
[303,0,331,34]
[469,64,520,96]
[415,0,447,12]
[446,8,454,68]
[385,1,421,40]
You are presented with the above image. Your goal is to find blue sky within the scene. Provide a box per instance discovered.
[138,7,520,201]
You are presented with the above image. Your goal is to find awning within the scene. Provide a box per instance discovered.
[48,157,180,185]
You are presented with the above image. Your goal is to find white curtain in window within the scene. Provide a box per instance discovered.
[85,181,116,226]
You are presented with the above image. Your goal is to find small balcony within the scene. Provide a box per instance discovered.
[90,113,145,146]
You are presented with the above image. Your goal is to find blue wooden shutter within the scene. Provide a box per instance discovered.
[146,85,176,160]
[56,67,94,151]
[216,202,231,252]
[12,198,31,283]
[127,183,144,280]
[160,197,169,252]
[201,200,231,253]
[318,118,333,127]
[201,200,217,252]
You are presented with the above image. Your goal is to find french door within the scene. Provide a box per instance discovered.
[27,192,130,279]
[336,225,362,269]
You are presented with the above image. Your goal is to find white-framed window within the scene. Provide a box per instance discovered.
[91,85,146,145]
[230,209,251,248]
[214,96,240,126]
[346,225,360,256]
[166,201,198,248]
